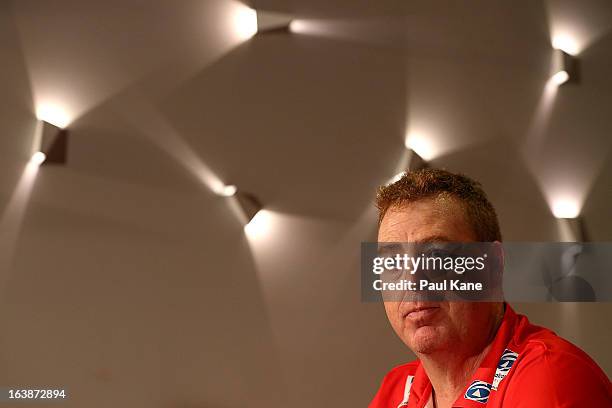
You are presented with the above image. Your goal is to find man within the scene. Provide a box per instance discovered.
[370,168,611,407]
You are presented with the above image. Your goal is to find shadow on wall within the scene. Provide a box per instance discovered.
[0,181,288,407]
[160,31,407,221]
[10,0,250,127]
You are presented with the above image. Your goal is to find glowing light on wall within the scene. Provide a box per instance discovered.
[244,210,271,237]
[233,6,258,40]
[387,172,405,185]
[522,66,561,158]
[287,18,361,41]
[0,163,41,289]
[546,1,591,56]
[36,104,71,129]
[219,184,237,197]
[30,152,46,167]
[551,70,570,86]
[551,199,581,219]
[288,19,322,35]
[552,35,579,56]
[288,20,306,33]
[404,133,437,161]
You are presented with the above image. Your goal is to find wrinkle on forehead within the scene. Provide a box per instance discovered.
[377,195,476,243]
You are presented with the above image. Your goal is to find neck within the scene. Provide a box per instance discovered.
[418,306,504,407]
[420,342,492,407]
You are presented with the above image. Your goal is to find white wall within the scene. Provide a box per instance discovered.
[0,1,611,407]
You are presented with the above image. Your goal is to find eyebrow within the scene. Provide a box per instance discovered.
[377,243,404,252]
[378,235,455,247]
[412,235,455,244]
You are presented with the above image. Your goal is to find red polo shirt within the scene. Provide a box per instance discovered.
[370,305,611,407]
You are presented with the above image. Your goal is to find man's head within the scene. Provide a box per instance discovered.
[376,168,503,355]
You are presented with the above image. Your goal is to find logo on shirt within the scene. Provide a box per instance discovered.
[397,375,414,408]
[492,349,518,390]
[465,380,492,403]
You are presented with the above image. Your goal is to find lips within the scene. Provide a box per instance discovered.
[402,304,440,321]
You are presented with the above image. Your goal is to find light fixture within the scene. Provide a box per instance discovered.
[551,199,586,242]
[406,148,427,171]
[222,184,266,234]
[556,217,587,242]
[234,6,293,40]
[256,10,293,34]
[387,148,428,185]
[34,121,69,165]
[234,190,263,226]
[551,48,577,86]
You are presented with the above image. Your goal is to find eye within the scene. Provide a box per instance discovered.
[425,248,452,259]
[382,267,404,282]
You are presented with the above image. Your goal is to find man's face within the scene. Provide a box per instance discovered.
[378,196,500,355]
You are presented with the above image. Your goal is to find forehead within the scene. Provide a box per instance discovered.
[378,196,476,243]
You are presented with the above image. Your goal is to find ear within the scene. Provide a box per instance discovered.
[494,241,504,269]
[492,240,505,300]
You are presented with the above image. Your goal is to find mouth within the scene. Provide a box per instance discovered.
[403,305,440,321]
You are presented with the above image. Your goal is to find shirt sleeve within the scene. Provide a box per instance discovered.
[502,345,612,407]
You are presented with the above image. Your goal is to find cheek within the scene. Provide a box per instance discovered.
[383,302,402,329]
[446,304,479,331]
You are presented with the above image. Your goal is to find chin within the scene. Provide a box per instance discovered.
[406,326,448,354]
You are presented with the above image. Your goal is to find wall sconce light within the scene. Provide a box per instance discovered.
[550,197,586,242]
[256,10,293,34]
[221,184,268,236]
[235,7,293,40]
[34,121,69,165]
[406,148,428,172]
[388,148,428,185]
[556,217,587,243]
[552,48,578,86]
[235,190,263,226]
